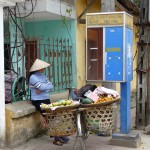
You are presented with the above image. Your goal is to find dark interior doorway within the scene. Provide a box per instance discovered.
[4,43,11,73]
[25,40,38,77]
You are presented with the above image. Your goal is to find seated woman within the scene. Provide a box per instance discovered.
[28,59,69,146]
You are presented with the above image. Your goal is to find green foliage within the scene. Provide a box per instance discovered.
[134,0,141,7]
[66,8,72,15]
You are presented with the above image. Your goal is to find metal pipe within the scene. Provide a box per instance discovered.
[76,111,82,136]
[56,38,60,91]
[0,5,6,148]
[52,38,55,91]
[59,38,63,89]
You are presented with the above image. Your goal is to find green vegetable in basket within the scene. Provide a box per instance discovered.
[66,100,72,105]
[52,102,59,106]
[60,100,66,105]
[81,98,93,104]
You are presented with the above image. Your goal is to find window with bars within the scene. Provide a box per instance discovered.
[25,37,74,92]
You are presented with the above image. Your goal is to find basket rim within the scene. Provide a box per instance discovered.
[81,98,120,108]
[41,104,80,112]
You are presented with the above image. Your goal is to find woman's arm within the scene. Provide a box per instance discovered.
[29,74,54,92]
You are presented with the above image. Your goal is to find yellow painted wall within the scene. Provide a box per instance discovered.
[76,0,138,95]
[131,25,139,91]
[5,101,43,146]
[76,0,101,88]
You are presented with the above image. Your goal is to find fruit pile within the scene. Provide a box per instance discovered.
[94,95,114,104]
[40,99,74,109]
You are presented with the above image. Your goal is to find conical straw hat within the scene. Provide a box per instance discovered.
[29,59,50,72]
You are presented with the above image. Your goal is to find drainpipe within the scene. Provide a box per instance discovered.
[101,0,115,12]
[0,4,6,148]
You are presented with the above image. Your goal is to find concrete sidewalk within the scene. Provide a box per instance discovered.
[2,129,149,150]
[1,105,149,150]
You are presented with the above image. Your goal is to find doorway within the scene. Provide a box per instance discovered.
[25,40,38,77]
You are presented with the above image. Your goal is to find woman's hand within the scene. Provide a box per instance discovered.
[36,90,42,94]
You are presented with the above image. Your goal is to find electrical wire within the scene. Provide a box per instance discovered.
[4,0,75,90]
[3,0,36,74]
[19,0,37,12]
[10,0,35,19]
[9,9,25,64]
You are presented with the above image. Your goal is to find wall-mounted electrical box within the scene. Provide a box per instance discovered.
[86,12,133,82]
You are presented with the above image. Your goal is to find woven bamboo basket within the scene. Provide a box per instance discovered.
[44,109,77,137]
[83,105,114,136]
